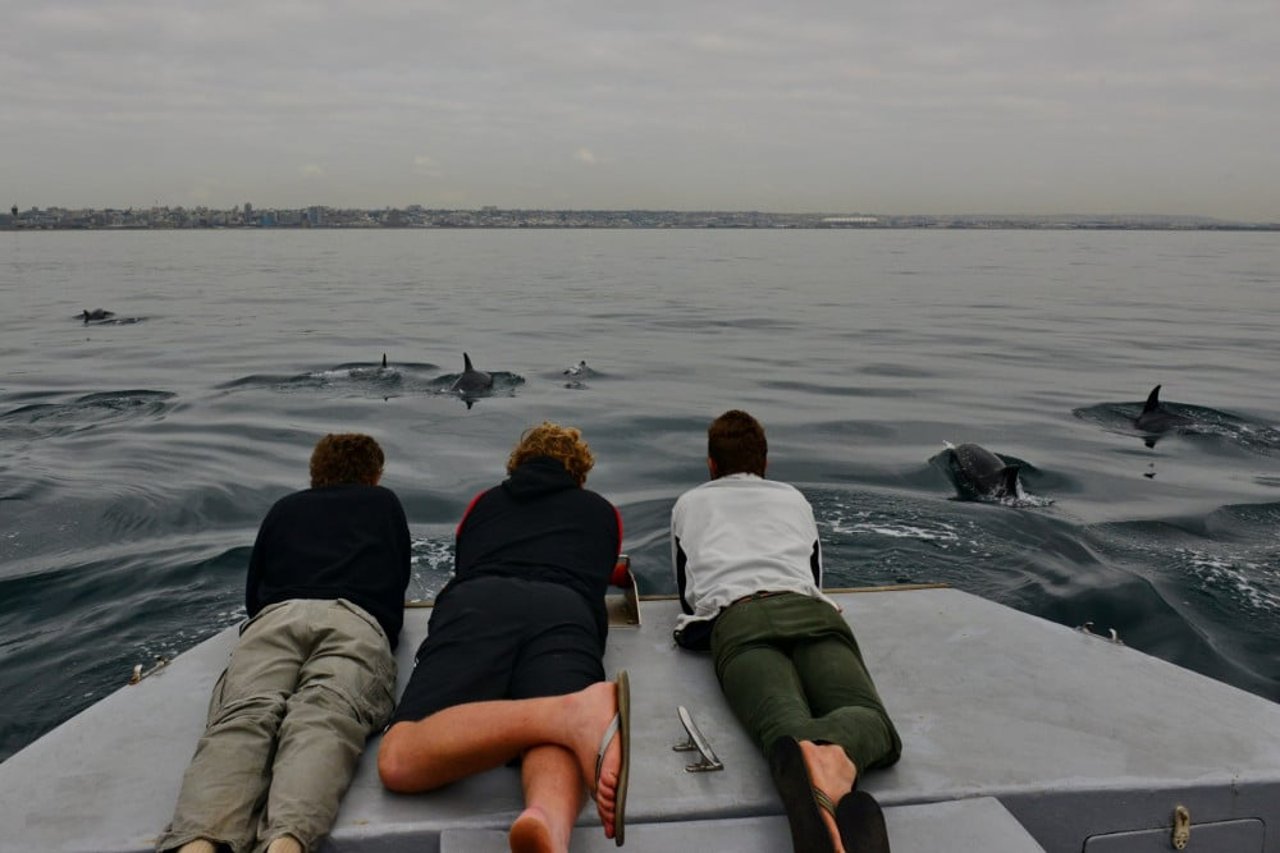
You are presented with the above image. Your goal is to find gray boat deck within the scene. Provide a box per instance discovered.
[3,587,1279,852]
[440,797,1048,852]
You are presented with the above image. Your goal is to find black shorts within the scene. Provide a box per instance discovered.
[388,575,605,725]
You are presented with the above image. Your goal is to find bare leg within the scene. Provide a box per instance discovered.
[798,740,858,853]
[509,745,583,853]
[176,842,216,853]
[265,836,303,853]
[378,680,623,837]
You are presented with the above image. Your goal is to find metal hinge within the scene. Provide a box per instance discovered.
[1172,804,1191,850]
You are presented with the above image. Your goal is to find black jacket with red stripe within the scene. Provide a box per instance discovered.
[446,455,622,644]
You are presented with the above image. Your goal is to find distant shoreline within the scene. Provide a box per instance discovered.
[4,208,1277,232]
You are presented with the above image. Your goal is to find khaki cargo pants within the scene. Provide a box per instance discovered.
[156,598,396,853]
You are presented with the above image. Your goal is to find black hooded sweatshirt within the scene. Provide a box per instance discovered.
[447,456,623,644]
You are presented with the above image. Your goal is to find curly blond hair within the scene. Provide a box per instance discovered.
[507,421,594,486]
[310,433,385,488]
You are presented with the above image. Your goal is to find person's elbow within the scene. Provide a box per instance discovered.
[377,722,421,793]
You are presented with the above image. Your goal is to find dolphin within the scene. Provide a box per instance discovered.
[563,359,588,377]
[82,308,115,323]
[450,352,494,397]
[939,443,1022,500]
[381,353,388,369]
[1133,385,1191,434]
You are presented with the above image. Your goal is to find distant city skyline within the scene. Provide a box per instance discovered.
[7,205,1275,232]
[4,2,1279,220]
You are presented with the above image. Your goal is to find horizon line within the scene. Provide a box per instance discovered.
[7,205,1278,224]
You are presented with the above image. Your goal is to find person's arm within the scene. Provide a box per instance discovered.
[671,496,715,650]
[449,489,488,582]
[670,498,694,615]
[612,505,624,557]
[674,538,694,615]
[673,533,715,650]
[244,511,273,617]
[454,490,485,540]
[805,498,823,587]
[395,497,412,593]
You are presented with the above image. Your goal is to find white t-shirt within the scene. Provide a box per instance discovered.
[670,473,838,644]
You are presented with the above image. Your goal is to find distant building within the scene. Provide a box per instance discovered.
[821,216,879,226]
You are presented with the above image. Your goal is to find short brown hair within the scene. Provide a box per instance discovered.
[708,410,767,477]
[507,421,594,486]
[310,433,385,488]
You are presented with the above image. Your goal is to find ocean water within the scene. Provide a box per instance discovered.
[2,228,1278,761]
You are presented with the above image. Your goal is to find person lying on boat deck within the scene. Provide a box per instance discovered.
[156,433,411,853]
[378,422,632,852]
[671,410,901,853]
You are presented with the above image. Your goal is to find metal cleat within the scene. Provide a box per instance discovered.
[673,705,724,772]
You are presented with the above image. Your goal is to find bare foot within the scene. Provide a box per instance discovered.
[798,741,858,853]
[561,680,622,838]
[510,806,562,853]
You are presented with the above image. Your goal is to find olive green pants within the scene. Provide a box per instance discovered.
[156,599,396,853]
[712,592,901,773]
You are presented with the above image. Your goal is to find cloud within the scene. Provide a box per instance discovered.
[412,154,443,178]
[1,1,1277,217]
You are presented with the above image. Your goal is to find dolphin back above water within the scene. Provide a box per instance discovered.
[82,308,115,323]
[1133,384,1190,434]
[940,442,1022,500]
[450,352,494,396]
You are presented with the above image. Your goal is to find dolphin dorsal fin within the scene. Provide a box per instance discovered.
[463,352,473,371]
[1143,385,1163,414]
[1000,465,1021,496]
[381,353,387,368]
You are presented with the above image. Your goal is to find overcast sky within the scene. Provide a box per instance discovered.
[3,1,1278,219]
